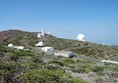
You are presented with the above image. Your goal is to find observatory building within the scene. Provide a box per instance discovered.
[37,33,43,38]
[8,43,14,48]
[14,46,24,50]
[54,51,73,58]
[42,47,54,52]
[8,43,24,50]
[37,29,45,38]
[35,42,45,47]
[35,29,45,47]
[77,34,85,42]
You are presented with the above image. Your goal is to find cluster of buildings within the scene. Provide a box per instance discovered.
[34,29,73,58]
[8,43,25,50]
[8,43,30,50]
[7,29,90,58]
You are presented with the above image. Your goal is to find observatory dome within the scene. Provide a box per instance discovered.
[77,34,85,42]
[8,43,14,48]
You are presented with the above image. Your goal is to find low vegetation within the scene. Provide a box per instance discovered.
[0,45,88,83]
[0,30,118,83]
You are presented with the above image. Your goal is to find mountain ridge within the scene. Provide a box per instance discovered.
[0,29,118,60]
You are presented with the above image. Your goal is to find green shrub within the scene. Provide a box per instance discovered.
[49,60,64,66]
[72,67,90,73]
[20,69,88,83]
[0,46,7,52]
[44,65,62,71]
[10,50,35,56]
[31,56,43,64]
[9,54,19,62]
[91,66,107,75]
[77,59,88,63]
[63,58,75,64]
[20,61,42,70]
[71,64,91,73]
[0,70,5,79]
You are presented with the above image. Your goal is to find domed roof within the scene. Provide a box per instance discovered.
[77,34,85,42]
[8,43,14,48]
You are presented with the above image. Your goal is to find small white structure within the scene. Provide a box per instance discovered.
[35,42,45,47]
[8,43,14,48]
[102,43,112,46]
[41,29,45,36]
[77,34,85,42]
[54,51,73,58]
[101,60,118,65]
[14,46,24,50]
[37,29,45,38]
[37,33,43,38]
[42,47,54,52]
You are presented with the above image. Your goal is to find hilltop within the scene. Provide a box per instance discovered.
[0,29,118,60]
[0,30,118,83]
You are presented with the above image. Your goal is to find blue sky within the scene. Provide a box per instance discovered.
[0,0,118,45]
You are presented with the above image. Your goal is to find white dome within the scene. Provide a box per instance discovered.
[8,43,14,48]
[35,42,45,47]
[77,34,85,42]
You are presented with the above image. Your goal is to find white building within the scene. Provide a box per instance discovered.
[101,60,118,65]
[37,29,45,38]
[14,46,24,50]
[41,29,45,36]
[8,43,14,48]
[102,43,112,46]
[42,47,54,52]
[77,34,85,42]
[54,51,73,58]
[37,33,43,38]
[35,42,45,47]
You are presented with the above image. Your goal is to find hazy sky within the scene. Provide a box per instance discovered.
[0,0,118,45]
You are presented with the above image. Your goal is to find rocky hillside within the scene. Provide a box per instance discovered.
[0,30,118,60]
[0,30,118,83]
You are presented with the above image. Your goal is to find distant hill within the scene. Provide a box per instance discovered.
[0,29,118,60]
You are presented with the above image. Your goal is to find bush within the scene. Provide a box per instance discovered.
[31,56,43,64]
[9,54,19,62]
[10,50,35,57]
[0,46,7,52]
[49,60,64,66]
[0,70,5,79]
[63,58,75,64]
[72,67,90,73]
[91,66,107,75]
[20,69,88,83]
[20,61,42,71]
[44,65,62,71]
